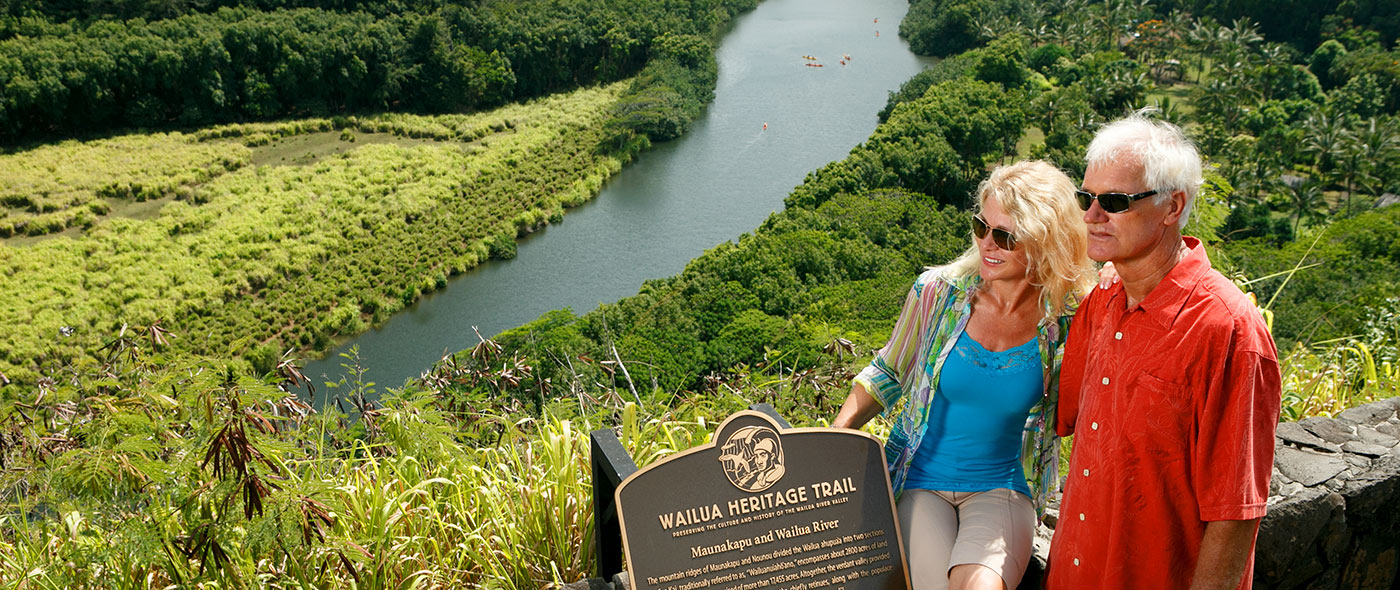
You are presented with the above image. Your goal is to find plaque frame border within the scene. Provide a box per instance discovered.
[613,409,911,590]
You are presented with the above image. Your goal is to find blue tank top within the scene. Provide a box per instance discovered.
[904,330,1043,497]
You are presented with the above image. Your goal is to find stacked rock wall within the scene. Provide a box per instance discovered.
[1255,397,1400,589]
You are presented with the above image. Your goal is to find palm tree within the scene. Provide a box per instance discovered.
[1194,76,1250,130]
[1147,95,1188,127]
[1337,129,1366,215]
[1155,10,1195,83]
[1342,117,1400,213]
[1099,0,1152,50]
[1050,15,1096,55]
[1223,18,1263,61]
[1303,113,1347,181]
[1287,179,1326,233]
[1165,9,1194,44]
[1186,20,1220,82]
[1241,144,1284,204]
[1019,4,1051,43]
[974,14,1018,43]
[1253,42,1296,100]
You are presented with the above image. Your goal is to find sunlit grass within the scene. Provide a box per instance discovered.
[0,81,633,386]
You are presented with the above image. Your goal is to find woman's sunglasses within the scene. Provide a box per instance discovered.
[1075,188,1158,213]
[971,215,1018,250]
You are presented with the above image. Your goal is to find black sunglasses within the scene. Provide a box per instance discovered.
[1075,188,1158,213]
[971,215,1018,250]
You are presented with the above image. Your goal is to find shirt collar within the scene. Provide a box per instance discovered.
[945,269,981,294]
[1103,236,1212,328]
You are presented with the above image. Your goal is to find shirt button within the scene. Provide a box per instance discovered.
[1101,377,1110,385]
[1083,468,1090,477]
[1079,513,1085,521]
[1074,558,1081,566]
[1091,422,1099,430]
[1115,331,1123,340]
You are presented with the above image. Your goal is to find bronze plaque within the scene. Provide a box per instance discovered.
[615,410,909,590]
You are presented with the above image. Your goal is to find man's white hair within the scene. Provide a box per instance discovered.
[1085,109,1203,230]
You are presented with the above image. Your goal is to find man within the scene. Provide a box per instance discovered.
[739,436,785,491]
[1047,112,1281,590]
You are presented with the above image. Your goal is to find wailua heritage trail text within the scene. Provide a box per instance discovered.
[659,477,858,531]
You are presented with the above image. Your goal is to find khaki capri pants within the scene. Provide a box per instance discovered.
[896,488,1035,590]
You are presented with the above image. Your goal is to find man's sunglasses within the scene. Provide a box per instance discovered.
[1075,188,1158,213]
[971,215,1018,250]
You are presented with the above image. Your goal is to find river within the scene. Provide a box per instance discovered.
[298,0,934,393]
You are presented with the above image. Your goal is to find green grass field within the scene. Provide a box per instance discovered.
[0,82,636,385]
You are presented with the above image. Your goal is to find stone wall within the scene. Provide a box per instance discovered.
[1255,397,1400,589]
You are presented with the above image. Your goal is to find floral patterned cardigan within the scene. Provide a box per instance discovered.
[852,266,1077,520]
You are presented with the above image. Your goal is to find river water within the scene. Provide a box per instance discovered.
[299,0,933,393]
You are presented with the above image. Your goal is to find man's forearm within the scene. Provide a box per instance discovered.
[1189,518,1261,590]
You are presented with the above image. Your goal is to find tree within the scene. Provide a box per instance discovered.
[901,0,994,57]
[1327,73,1388,120]
[1350,117,1400,207]
[1221,201,1293,245]
[1097,0,1152,51]
[1078,54,1148,114]
[1222,134,1285,205]
[1286,178,1326,233]
[1194,76,1250,131]
[883,77,1027,180]
[1240,98,1315,172]
[1222,18,1263,61]
[1309,39,1348,90]
[1028,43,1070,75]
[1332,46,1400,112]
[1303,113,1347,181]
[1129,18,1178,83]
[1029,85,1098,175]
[973,34,1030,88]
[1336,127,1367,215]
[1186,18,1222,83]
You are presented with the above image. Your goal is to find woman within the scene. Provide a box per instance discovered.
[832,160,1096,590]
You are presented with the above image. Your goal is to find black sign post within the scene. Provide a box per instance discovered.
[614,410,909,590]
[592,428,639,580]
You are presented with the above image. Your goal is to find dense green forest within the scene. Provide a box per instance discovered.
[0,0,751,142]
[1,0,1399,586]
[898,0,1396,58]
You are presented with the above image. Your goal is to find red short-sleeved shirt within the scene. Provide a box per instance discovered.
[1047,237,1281,590]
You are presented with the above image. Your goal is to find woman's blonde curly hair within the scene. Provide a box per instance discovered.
[947,160,1096,318]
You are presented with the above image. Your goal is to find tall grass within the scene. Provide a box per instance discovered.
[0,328,831,589]
[1276,298,1400,421]
[1233,229,1400,420]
